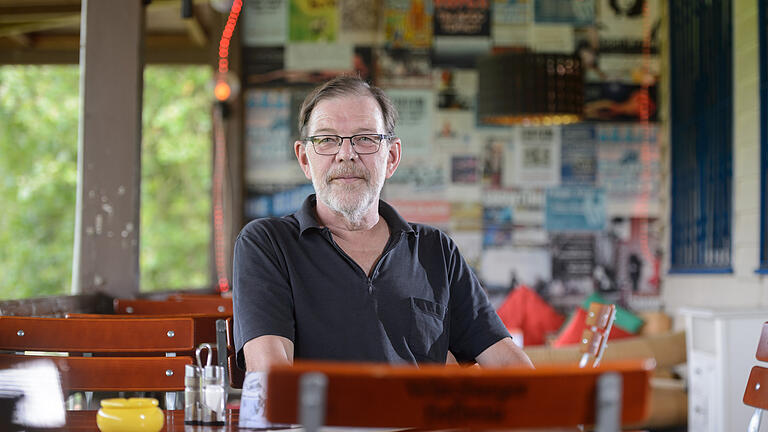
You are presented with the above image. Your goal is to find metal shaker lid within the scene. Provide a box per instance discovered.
[185,364,201,377]
[203,365,224,384]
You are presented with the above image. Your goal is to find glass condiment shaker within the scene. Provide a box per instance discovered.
[202,363,226,426]
[183,364,201,425]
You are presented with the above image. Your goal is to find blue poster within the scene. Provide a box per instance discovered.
[545,187,606,232]
[560,124,597,185]
[244,183,314,220]
[534,0,594,25]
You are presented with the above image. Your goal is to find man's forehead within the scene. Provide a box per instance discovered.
[308,95,384,131]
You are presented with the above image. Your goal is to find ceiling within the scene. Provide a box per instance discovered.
[0,0,229,64]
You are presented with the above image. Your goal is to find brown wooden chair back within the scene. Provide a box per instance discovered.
[66,312,228,350]
[265,359,654,430]
[215,317,244,391]
[743,321,768,431]
[0,316,195,393]
[579,302,617,368]
[114,297,233,315]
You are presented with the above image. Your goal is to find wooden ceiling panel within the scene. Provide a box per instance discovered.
[0,0,223,64]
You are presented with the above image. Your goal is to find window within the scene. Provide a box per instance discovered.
[760,2,768,269]
[669,0,733,272]
[0,65,213,298]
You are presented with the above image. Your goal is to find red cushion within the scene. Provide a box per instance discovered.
[495,285,565,346]
[551,307,634,348]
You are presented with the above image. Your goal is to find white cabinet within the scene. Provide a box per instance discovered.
[681,308,768,432]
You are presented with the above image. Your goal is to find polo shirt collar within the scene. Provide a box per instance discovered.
[296,194,415,236]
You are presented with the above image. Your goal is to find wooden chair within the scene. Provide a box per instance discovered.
[0,316,196,409]
[114,297,233,315]
[265,359,654,432]
[743,321,768,431]
[579,302,617,368]
[216,317,244,395]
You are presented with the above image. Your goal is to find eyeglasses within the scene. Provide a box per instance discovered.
[303,134,393,155]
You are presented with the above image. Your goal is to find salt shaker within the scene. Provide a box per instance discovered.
[202,363,226,426]
[195,343,226,426]
[183,364,201,425]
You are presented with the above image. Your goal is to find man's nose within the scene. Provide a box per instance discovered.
[335,137,357,160]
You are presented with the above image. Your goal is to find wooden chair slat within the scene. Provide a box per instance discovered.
[581,329,602,357]
[66,313,225,349]
[744,366,768,409]
[266,359,654,429]
[0,355,193,392]
[586,303,614,328]
[227,354,244,389]
[114,298,233,315]
[579,303,616,368]
[225,317,235,350]
[0,316,194,352]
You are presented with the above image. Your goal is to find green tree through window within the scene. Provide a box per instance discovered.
[0,65,212,299]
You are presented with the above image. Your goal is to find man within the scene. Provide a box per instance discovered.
[233,76,533,371]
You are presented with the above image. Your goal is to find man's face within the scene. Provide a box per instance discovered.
[294,94,401,222]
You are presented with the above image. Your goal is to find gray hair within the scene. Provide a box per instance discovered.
[297,75,398,137]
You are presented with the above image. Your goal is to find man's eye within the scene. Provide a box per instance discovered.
[357,135,375,143]
[317,137,337,144]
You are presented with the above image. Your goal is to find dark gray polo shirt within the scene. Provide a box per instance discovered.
[233,194,510,368]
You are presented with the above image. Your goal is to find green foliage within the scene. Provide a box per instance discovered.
[140,66,212,291]
[0,65,213,299]
[0,66,79,299]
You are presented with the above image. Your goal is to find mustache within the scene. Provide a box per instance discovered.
[325,164,369,183]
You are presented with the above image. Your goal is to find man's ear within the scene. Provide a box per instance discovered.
[385,137,402,179]
[294,141,312,180]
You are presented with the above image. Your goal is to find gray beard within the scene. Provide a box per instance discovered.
[315,181,378,226]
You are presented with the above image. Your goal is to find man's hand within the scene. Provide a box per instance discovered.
[475,337,534,368]
[243,335,295,371]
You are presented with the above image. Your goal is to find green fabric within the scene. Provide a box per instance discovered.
[582,293,644,333]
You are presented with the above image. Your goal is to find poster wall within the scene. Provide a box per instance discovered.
[241,0,665,313]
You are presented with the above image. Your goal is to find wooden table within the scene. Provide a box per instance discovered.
[50,410,577,432]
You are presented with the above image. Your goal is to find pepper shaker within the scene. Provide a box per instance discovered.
[183,364,202,425]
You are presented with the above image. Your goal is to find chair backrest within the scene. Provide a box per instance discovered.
[0,316,195,393]
[216,317,244,391]
[66,312,228,349]
[579,302,616,368]
[743,321,768,431]
[114,297,233,315]
[265,359,654,430]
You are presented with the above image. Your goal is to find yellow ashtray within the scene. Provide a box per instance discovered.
[96,397,164,432]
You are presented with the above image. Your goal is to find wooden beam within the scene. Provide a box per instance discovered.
[184,14,208,47]
[0,4,81,18]
[7,34,32,48]
[0,15,80,37]
[72,0,144,297]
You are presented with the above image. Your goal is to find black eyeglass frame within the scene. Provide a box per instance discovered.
[301,133,395,155]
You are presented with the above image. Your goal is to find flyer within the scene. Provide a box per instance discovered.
[289,0,338,42]
[384,0,433,48]
[242,0,288,46]
[244,89,306,185]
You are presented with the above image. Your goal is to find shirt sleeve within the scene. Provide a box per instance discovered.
[444,235,510,363]
[232,221,296,369]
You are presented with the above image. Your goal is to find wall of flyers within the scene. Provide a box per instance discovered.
[241,0,663,312]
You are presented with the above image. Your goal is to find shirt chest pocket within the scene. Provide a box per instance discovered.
[408,297,447,363]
